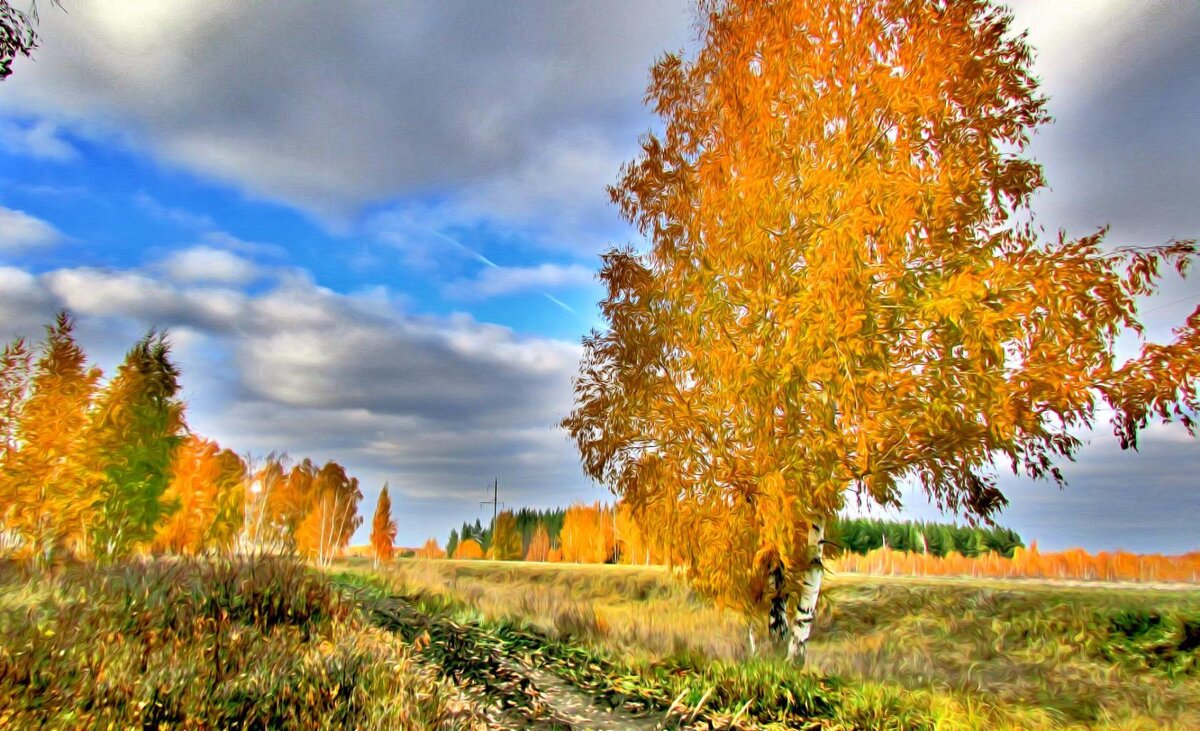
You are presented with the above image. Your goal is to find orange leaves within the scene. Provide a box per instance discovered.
[152,435,246,556]
[833,543,1200,584]
[564,0,1200,620]
[0,312,373,567]
[560,502,614,564]
[292,461,363,566]
[250,456,362,563]
[3,313,101,564]
[414,537,445,560]
[525,523,551,562]
[370,484,397,565]
[453,537,484,560]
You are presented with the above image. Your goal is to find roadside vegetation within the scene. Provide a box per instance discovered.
[0,556,485,730]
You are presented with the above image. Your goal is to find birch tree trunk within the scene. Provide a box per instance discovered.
[787,521,825,665]
[767,559,788,646]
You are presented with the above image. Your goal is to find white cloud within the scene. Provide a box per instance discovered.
[0,260,591,541]
[446,263,595,300]
[364,130,639,265]
[132,192,217,231]
[159,245,259,284]
[0,266,58,337]
[0,206,63,252]
[4,255,1198,550]
[0,118,78,161]
[0,0,693,220]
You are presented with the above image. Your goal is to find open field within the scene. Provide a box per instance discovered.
[3,555,1198,729]
[347,557,1200,729]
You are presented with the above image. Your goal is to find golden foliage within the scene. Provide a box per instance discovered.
[525,523,551,562]
[452,537,483,560]
[490,511,522,561]
[562,0,1200,617]
[370,484,398,565]
[249,456,364,562]
[614,501,666,565]
[2,314,100,564]
[293,460,363,566]
[414,537,445,559]
[152,435,246,555]
[560,502,614,564]
[833,543,1200,584]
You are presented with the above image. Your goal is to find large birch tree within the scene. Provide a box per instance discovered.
[563,0,1200,663]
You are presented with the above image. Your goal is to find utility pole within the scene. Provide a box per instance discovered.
[480,477,503,555]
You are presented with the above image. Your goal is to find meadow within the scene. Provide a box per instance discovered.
[3,554,1198,729]
[346,558,1200,729]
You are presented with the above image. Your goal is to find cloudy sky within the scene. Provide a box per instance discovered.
[0,1,1196,553]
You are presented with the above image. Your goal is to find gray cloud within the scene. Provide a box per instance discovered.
[890,420,1200,555]
[2,1,1197,550]
[1,0,692,225]
[1016,0,1200,246]
[0,260,594,543]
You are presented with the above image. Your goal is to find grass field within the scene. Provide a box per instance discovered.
[2,555,1198,729]
[351,557,1200,729]
[0,557,488,730]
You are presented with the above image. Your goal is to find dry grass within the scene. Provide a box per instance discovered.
[0,556,486,730]
[361,557,754,663]
[351,557,1200,729]
[810,579,1200,728]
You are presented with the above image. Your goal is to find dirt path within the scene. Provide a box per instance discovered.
[365,594,676,730]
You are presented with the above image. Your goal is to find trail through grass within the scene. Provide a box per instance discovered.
[355,557,1200,730]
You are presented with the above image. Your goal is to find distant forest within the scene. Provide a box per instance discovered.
[440,507,1023,562]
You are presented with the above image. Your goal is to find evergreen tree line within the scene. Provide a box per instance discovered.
[441,506,1023,564]
[828,517,1024,558]
[0,312,365,568]
[446,506,567,559]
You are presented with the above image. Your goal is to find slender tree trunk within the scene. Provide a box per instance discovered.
[767,559,788,646]
[786,521,825,665]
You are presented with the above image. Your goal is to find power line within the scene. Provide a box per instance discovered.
[1141,293,1200,317]
[480,477,504,537]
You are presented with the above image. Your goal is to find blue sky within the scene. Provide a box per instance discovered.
[0,1,1197,553]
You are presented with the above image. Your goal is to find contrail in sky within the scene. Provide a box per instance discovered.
[542,293,577,314]
[425,227,577,315]
[427,228,499,268]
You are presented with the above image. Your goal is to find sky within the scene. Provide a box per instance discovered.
[0,1,1197,554]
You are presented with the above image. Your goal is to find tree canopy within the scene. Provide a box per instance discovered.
[563,0,1199,658]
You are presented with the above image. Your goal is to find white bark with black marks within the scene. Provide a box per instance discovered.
[787,521,824,664]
